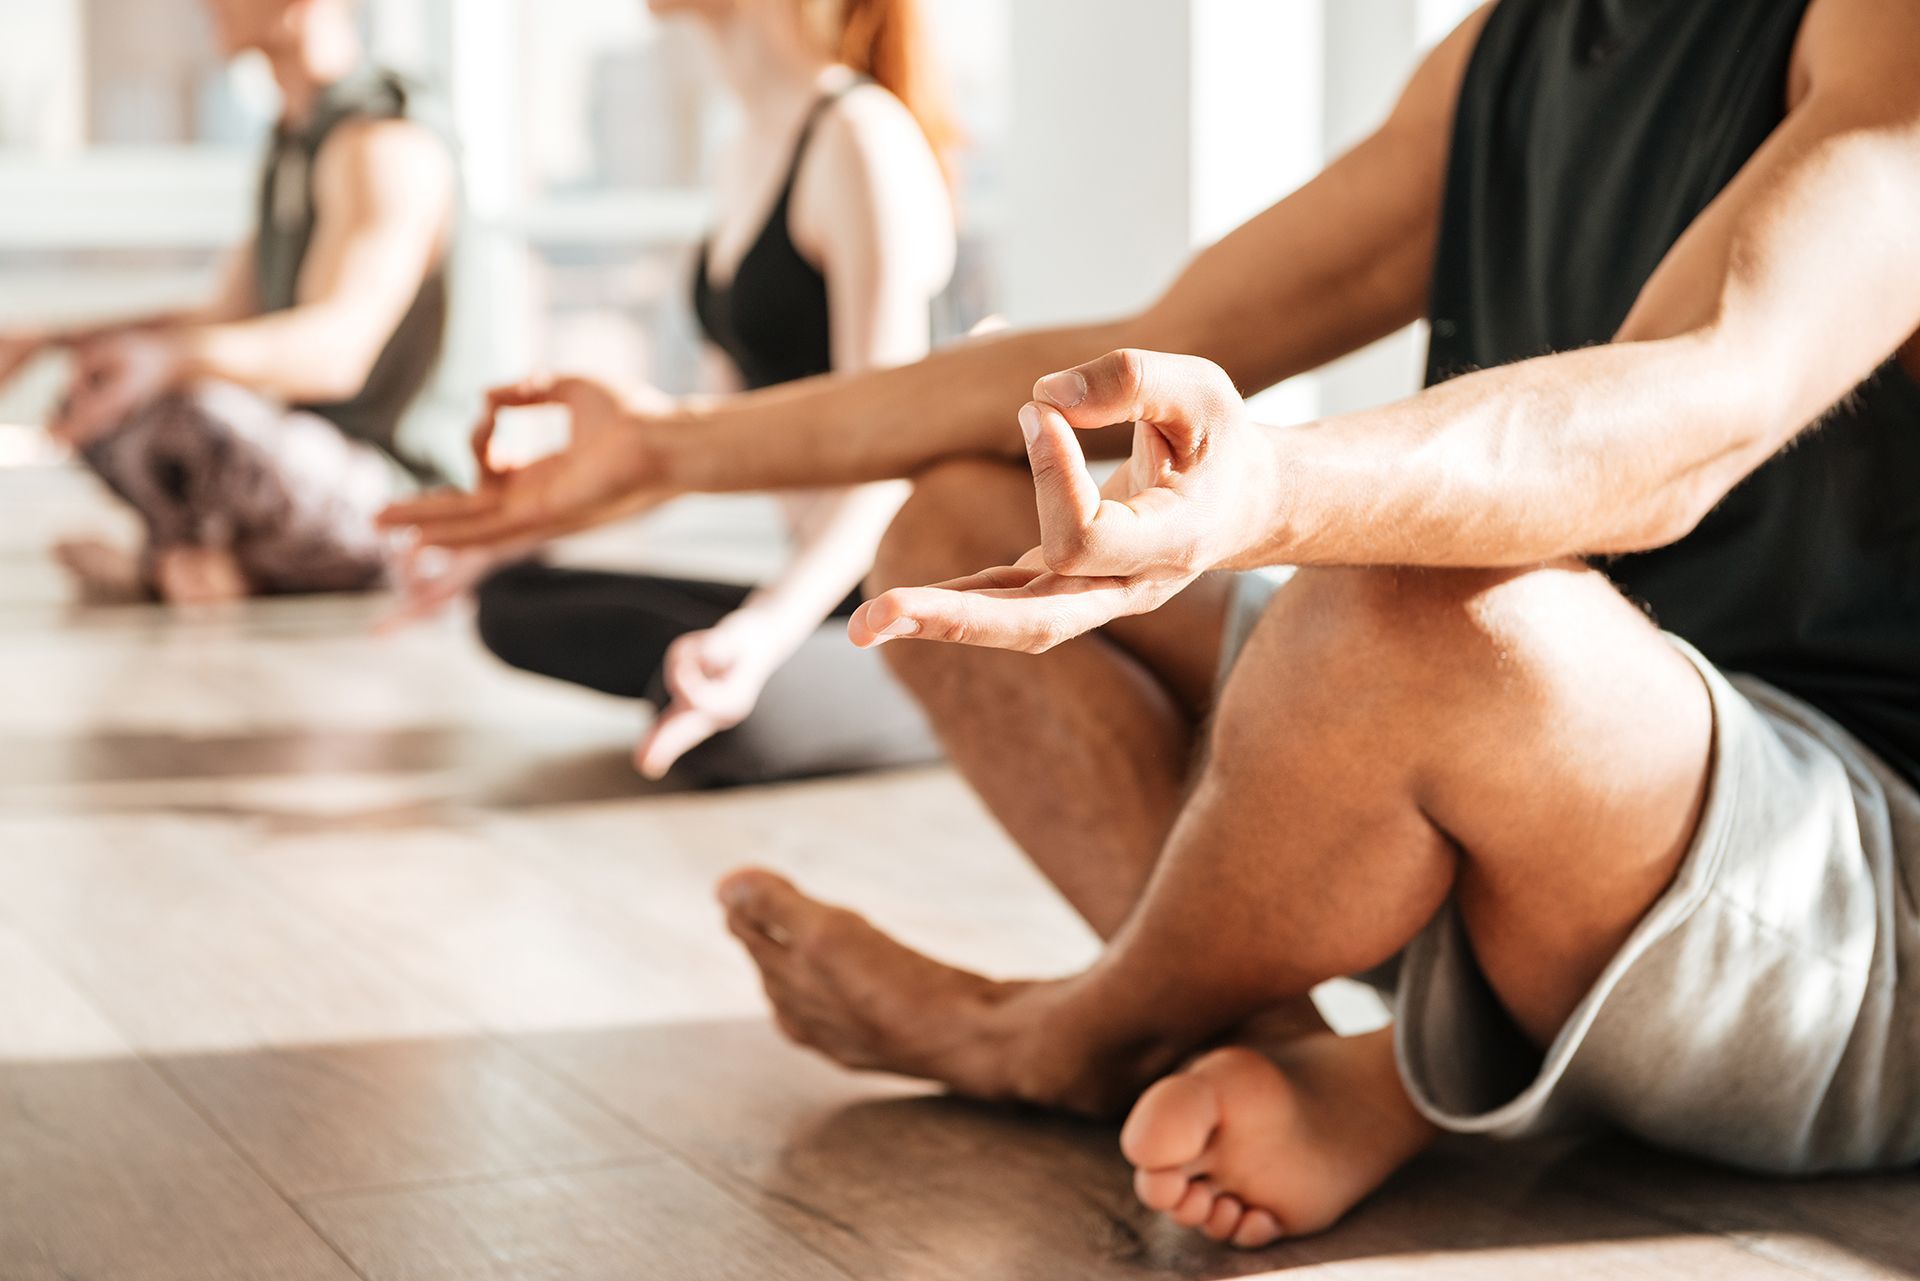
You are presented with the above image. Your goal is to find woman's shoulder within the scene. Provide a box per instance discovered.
[807,78,943,182]
[791,75,955,272]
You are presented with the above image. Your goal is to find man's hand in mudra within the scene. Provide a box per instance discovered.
[849,350,1279,654]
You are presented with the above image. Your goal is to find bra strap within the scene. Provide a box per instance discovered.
[774,75,873,204]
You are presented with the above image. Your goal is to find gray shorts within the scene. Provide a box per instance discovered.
[1220,570,1920,1174]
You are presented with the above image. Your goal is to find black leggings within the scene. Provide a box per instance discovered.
[475,561,861,703]
[474,561,934,785]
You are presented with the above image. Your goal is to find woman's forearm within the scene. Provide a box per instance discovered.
[737,481,913,649]
[653,321,1133,494]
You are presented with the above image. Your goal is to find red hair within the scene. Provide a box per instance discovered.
[832,0,962,188]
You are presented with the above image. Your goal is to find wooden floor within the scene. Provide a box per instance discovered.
[2,460,1915,1281]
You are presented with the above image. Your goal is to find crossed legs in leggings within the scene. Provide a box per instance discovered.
[473,563,938,786]
[475,563,859,703]
[717,458,1713,1243]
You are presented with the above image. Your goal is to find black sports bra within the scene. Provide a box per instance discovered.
[692,83,861,391]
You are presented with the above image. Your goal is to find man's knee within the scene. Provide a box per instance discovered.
[1286,562,1637,680]
[1209,563,1649,761]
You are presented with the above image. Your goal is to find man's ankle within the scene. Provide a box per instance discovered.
[993,982,1188,1117]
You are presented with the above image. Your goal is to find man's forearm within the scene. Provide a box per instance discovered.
[177,307,384,405]
[1246,334,1786,571]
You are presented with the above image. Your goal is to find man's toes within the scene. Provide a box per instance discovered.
[727,910,801,997]
[1232,1208,1284,1249]
[1121,1069,1222,1172]
[1168,1180,1218,1230]
[1202,1193,1244,1242]
[771,1010,812,1046]
[717,868,820,947]
[1132,1166,1194,1212]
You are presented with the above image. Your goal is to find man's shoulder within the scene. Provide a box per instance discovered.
[313,68,453,168]
[1792,0,1920,117]
[311,114,454,217]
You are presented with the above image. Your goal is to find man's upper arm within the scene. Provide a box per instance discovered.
[200,239,259,323]
[1133,3,1493,391]
[297,118,454,345]
[1615,0,1920,453]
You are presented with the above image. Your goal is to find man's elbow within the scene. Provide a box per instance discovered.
[1609,486,1717,554]
[1607,449,1764,555]
[303,331,387,402]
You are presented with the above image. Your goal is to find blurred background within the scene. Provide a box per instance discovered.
[0,0,1478,476]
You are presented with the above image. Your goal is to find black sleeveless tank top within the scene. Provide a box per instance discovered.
[1428,0,1920,786]
[691,84,861,391]
[256,68,451,480]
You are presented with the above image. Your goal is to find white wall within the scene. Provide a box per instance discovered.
[999,0,1479,422]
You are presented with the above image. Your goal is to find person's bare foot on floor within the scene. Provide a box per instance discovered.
[53,537,147,603]
[154,545,249,605]
[1120,1027,1436,1249]
[719,868,1075,1103]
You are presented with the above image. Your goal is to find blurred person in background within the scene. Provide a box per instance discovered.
[404,0,957,785]
[0,0,455,604]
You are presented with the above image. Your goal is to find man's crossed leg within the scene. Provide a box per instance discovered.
[718,451,1711,1245]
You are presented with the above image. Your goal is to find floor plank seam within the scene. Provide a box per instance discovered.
[289,1151,672,1207]
[143,1054,381,1281]
[510,1046,869,1281]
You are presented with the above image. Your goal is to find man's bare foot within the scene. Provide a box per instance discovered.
[53,537,148,603]
[154,545,249,605]
[719,868,1083,1103]
[1120,1028,1435,1249]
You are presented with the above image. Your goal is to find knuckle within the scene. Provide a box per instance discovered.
[1192,355,1233,390]
[1108,348,1149,413]
[1024,452,1063,486]
[1032,608,1079,652]
[1194,358,1242,421]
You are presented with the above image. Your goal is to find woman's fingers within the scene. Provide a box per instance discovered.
[634,699,722,779]
[469,418,499,480]
[485,377,560,411]
[390,507,542,550]
[469,376,565,476]
[376,485,502,530]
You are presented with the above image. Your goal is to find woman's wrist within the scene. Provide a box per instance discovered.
[728,593,824,652]
[625,398,725,492]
